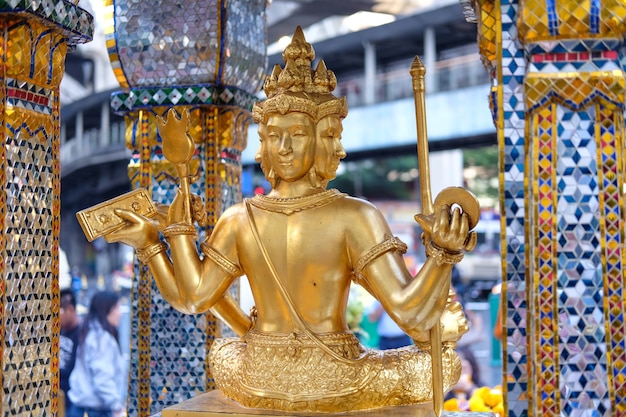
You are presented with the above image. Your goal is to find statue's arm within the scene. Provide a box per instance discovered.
[360,253,453,338]
[210,295,252,337]
[200,208,252,336]
[105,202,251,334]
[346,199,457,339]
[135,223,250,335]
[163,207,242,315]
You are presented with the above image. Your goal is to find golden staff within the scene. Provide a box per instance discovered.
[410,56,433,215]
[410,56,481,417]
[410,55,443,417]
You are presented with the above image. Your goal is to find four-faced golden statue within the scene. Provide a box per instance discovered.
[94,27,478,413]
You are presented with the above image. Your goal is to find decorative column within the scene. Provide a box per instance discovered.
[104,1,267,416]
[462,1,626,417]
[0,1,92,415]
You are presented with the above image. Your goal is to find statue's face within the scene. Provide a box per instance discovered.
[262,112,316,183]
[315,116,346,181]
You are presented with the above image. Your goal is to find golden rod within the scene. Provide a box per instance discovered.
[410,56,433,215]
[410,55,442,417]
[157,109,195,224]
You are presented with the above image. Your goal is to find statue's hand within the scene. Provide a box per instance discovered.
[433,204,476,253]
[415,205,477,254]
[411,300,469,346]
[153,203,170,232]
[414,186,480,255]
[104,209,160,249]
[167,189,205,226]
[440,299,469,344]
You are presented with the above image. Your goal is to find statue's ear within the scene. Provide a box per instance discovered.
[267,168,277,189]
[308,167,322,189]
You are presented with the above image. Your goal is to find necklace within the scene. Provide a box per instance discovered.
[247,189,345,215]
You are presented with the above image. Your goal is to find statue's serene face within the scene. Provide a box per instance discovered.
[262,112,316,183]
[315,115,346,181]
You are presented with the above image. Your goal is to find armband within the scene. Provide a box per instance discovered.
[353,235,408,282]
[136,241,168,264]
[200,241,243,277]
[425,240,464,266]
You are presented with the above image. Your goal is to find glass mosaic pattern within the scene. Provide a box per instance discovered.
[123,107,249,417]
[4,110,59,416]
[0,8,90,415]
[105,0,266,93]
[110,85,257,113]
[0,0,93,44]
[530,104,616,415]
[498,2,529,416]
[222,0,267,93]
[466,1,626,416]
[599,108,626,417]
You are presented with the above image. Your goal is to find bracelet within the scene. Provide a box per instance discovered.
[425,240,464,266]
[136,241,168,264]
[163,223,198,239]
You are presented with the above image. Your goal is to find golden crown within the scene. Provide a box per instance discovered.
[252,26,348,124]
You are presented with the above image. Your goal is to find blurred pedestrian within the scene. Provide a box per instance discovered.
[368,301,413,350]
[67,291,125,417]
[60,288,81,413]
[492,283,503,341]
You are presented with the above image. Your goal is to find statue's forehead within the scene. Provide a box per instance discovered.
[318,116,343,130]
[265,112,315,126]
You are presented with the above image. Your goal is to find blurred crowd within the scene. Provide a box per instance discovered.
[60,287,128,417]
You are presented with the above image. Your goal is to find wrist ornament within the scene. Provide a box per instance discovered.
[426,240,464,267]
[163,223,198,239]
[136,241,168,264]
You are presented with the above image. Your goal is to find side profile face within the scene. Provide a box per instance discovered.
[107,301,122,328]
[315,115,346,182]
[261,112,316,183]
[60,303,75,329]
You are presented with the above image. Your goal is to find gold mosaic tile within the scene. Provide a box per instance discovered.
[519,0,626,43]
[478,0,498,72]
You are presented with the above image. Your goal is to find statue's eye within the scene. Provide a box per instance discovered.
[321,130,340,140]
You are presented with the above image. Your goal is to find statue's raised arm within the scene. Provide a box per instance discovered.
[81,26,479,414]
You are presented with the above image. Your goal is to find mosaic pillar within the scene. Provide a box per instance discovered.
[0,1,92,415]
[462,1,626,416]
[104,1,266,415]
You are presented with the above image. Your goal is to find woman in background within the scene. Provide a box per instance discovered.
[67,291,125,417]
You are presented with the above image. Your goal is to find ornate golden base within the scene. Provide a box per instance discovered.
[158,390,495,417]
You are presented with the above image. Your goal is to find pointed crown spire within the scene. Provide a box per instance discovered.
[253,26,348,124]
